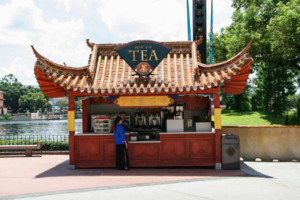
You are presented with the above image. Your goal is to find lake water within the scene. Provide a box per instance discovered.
[0,119,82,136]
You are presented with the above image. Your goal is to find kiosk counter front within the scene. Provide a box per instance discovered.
[74,132,216,168]
[73,95,216,168]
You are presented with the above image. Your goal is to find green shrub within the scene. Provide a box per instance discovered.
[0,114,12,120]
[0,139,69,151]
[3,114,11,120]
[240,100,252,112]
[40,140,69,151]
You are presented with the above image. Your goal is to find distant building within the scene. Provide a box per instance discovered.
[0,91,7,115]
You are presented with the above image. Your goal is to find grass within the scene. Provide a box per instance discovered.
[213,111,296,126]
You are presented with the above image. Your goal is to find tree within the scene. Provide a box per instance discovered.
[253,62,296,115]
[0,74,23,112]
[222,90,252,112]
[213,0,299,114]
[75,100,82,111]
[22,85,41,94]
[266,0,300,71]
[0,74,50,113]
[55,99,68,110]
[18,92,51,112]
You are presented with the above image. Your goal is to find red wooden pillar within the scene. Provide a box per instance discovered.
[68,96,75,166]
[214,93,222,170]
[82,99,88,132]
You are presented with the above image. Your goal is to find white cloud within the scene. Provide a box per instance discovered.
[0,0,40,46]
[0,29,33,46]
[96,0,234,42]
[207,0,234,33]
[0,0,35,28]
[0,57,38,85]
[53,0,90,12]
[97,0,187,42]
[0,0,90,85]
[34,18,87,66]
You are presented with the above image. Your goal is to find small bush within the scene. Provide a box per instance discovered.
[285,98,300,125]
[240,100,252,112]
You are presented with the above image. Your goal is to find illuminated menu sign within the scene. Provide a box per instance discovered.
[114,96,173,108]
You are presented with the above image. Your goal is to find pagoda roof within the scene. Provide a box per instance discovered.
[32,39,253,98]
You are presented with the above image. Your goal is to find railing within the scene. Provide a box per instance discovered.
[10,113,28,116]
[0,135,69,153]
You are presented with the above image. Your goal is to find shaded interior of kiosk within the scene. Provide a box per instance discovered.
[86,95,213,142]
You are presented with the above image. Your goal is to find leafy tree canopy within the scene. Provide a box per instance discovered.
[213,0,299,115]
[0,74,23,112]
[0,74,48,113]
[19,92,51,112]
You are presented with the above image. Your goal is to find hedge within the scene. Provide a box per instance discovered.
[0,139,69,151]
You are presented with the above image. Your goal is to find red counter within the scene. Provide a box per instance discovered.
[73,133,216,168]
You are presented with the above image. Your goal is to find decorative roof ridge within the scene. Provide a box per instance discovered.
[31,45,88,73]
[85,40,202,54]
[198,38,254,69]
[86,40,196,47]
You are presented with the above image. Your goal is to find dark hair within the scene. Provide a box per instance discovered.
[114,116,122,128]
[120,111,126,115]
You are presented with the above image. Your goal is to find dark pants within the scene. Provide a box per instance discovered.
[115,144,129,170]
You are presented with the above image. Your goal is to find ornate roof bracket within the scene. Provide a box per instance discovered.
[195,36,203,46]
[86,39,95,50]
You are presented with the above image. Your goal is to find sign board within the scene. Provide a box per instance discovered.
[116,40,171,76]
[114,96,174,108]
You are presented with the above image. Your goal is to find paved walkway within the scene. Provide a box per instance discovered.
[0,155,299,199]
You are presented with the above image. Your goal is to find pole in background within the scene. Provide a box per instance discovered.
[187,0,192,41]
[208,0,213,64]
[52,98,56,111]
[193,0,207,63]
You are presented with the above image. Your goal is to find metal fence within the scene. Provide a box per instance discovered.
[0,135,69,154]
[10,113,28,116]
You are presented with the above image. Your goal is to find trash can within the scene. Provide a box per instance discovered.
[222,134,240,170]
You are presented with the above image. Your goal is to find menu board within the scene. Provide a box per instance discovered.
[114,95,173,108]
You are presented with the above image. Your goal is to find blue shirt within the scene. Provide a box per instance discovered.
[122,119,130,131]
[114,124,126,145]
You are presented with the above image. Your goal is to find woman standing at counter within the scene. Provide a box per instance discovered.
[114,116,129,170]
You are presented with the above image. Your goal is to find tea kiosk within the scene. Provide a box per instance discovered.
[32,38,253,169]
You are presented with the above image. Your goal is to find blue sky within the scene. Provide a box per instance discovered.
[0,0,234,85]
